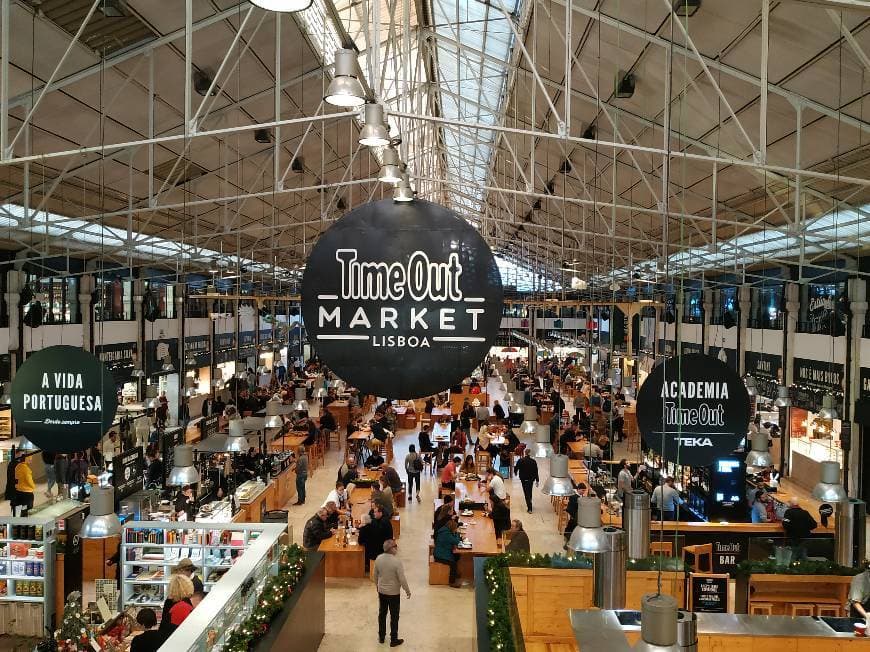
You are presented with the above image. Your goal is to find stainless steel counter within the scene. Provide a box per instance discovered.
[569,609,864,647]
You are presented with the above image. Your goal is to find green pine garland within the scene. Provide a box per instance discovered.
[223,544,308,652]
[735,558,862,577]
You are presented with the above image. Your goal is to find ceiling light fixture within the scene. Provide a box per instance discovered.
[615,71,636,99]
[393,172,414,202]
[673,0,701,17]
[250,0,314,11]
[359,103,390,147]
[99,0,127,18]
[254,128,272,144]
[324,49,366,108]
[379,147,402,183]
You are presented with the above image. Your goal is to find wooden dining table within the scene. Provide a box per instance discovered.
[432,490,501,579]
[268,434,308,455]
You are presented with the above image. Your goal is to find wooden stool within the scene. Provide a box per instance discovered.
[816,605,840,617]
[391,514,401,539]
[327,428,341,450]
[749,602,774,615]
[428,557,450,585]
[476,451,491,474]
[790,603,815,617]
[650,541,674,557]
[682,543,713,572]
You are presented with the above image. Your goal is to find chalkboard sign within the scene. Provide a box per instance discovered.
[200,414,219,441]
[161,427,185,485]
[112,446,144,500]
[690,573,729,613]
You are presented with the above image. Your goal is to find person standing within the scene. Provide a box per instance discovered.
[514,449,539,513]
[293,450,309,506]
[651,477,683,521]
[54,453,69,499]
[14,453,35,516]
[782,497,817,560]
[373,539,410,647]
[404,445,423,503]
[616,459,634,502]
[573,392,584,419]
[41,450,57,500]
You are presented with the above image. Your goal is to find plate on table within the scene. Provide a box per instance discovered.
[461,510,473,517]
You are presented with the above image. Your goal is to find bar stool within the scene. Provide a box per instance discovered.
[790,603,815,617]
[749,602,774,615]
[682,543,713,573]
[476,451,492,474]
[816,605,841,617]
[650,541,674,557]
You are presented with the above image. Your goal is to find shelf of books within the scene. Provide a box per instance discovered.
[0,516,57,637]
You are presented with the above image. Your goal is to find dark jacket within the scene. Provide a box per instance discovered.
[493,403,506,420]
[382,466,402,493]
[358,515,393,562]
[302,514,333,549]
[514,456,539,483]
[782,506,817,543]
[130,629,166,652]
[505,530,530,554]
[490,499,511,539]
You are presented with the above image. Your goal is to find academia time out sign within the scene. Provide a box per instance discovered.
[301,199,503,398]
[11,345,118,453]
[636,353,750,467]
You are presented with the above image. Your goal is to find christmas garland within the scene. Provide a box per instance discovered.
[223,544,308,652]
[735,558,862,577]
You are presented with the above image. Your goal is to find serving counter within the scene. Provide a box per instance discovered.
[235,480,273,523]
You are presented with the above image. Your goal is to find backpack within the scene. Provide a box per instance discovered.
[411,454,424,473]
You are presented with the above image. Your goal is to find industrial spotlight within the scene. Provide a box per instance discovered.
[359,102,390,147]
[393,173,414,202]
[379,147,402,183]
[254,128,272,144]
[582,124,596,140]
[324,49,366,108]
[290,157,304,173]
[193,70,218,97]
[615,71,635,99]
[250,0,313,11]
[673,0,701,17]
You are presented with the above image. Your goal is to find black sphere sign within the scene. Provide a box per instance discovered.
[301,199,503,398]
[11,345,118,453]
[636,354,750,467]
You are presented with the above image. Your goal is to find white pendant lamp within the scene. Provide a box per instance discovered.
[251,0,313,10]
[324,49,366,108]
[393,173,414,202]
[531,423,553,458]
[379,147,402,183]
[541,454,574,496]
[293,386,309,413]
[226,419,248,451]
[264,398,283,428]
[773,385,791,408]
[359,103,390,146]
[744,431,773,470]
[82,486,122,539]
[167,444,200,486]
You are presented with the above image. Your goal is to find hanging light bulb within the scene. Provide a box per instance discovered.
[717,348,728,363]
[250,0,313,11]
[818,394,839,420]
[359,102,390,146]
[379,147,402,183]
[162,356,175,373]
[324,49,366,108]
[167,444,200,486]
[393,172,414,202]
[743,375,757,397]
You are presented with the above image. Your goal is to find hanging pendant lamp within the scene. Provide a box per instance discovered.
[251,0,313,11]
[379,147,402,183]
[324,49,366,108]
[359,102,390,146]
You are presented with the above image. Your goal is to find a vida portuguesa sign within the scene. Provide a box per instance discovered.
[301,199,503,398]
[636,353,750,467]
[11,345,118,453]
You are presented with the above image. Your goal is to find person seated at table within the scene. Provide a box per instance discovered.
[505,519,530,554]
[324,501,342,529]
[459,455,476,475]
[130,608,165,652]
[583,438,603,459]
[302,507,336,551]
[477,424,491,451]
[441,455,461,489]
[488,493,511,540]
[382,464,403,494]
[366,448,385,469]
[418,425,436,454]
[563,483,588,540]
[505,427,521,452]
[358,506,394,570]
[321,388,337,410]
[559,426,578,455]
[751,490,770,523]
[372,477,395,518]
[497,449,511,478]
[337,455,356,482]
[492,399,506,423]
[323,481,350,511]
[319,408,337,437]
[433,497,457,534]
[469,378,481,394]
[485,467,507,500]
[433,519,462,588]
[451,427,467,450]
[370,415,389,443]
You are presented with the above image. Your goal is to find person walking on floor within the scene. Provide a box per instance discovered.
[514,449,539,513]
[293,450,309,506]
[404,444,423,503]
[373,539,410,647]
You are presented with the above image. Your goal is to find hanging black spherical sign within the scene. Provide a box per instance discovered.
[301,199,503,398]
[636,353,750,467]
[11,345,118,453]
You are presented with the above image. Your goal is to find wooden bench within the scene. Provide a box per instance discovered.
[428,556,451,585]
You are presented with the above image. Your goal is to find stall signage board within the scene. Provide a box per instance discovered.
[793,357,844,393]
[94,342,137,385]
[681,342,703,356]
[744,351,782,382]
[689,573,729,613]
[636,354,750,467]
[145,338,179,376]
[857,368,870,425]
[184,335,210,366]
[657,339,675,358]
[161,427,185,485]
[11,345,119,453]
[301,199,503,398]
[112,446,143,500]
[239,331,256,347]
[200,414,219,440]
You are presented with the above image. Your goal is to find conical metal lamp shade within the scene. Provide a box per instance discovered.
[773,385,791,408]
[520,405,539,436]
[82,486,122,538]
[167,444,200,486]
[812,460,848,502]
[359,103,389,146]
[531,423,553,458]
[324,49,366,107]
[567,496,610,552]
[264,398,283,428]
[818,394,839,420]
[541,455,574,496]
[745,431,773,470]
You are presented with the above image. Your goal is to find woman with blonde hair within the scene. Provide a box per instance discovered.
[159,574,194,636]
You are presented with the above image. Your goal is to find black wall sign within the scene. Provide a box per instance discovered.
[200,414,219,440]
[161,427,185,485]
[258,328,273,343]
[636,354,751,467]
[11,346,119,453]
[95,342,138,386]
[681,342,703,356]
[112,446,144,500]
[301,199,503,398]
[793,357,844,392]
[856,368,870,426]
[239,331,256,347]
[711,536,747,573]
[215,333,236,364]
[145,339,180,376]
[744,351,782,383]
[690,574,729,613]
[183,335,210,367]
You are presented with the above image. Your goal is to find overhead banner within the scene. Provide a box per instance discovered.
[11,345,119,453]
[301,199,503,398]
[793,357,844,393]
[636,354,750,467]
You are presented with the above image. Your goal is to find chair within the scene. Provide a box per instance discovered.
[327,428,341,451]
[749,602,774,615]
[476,451,491,475]
[790,603,815,617]
[650,541,674,557]
[682,543,713,572]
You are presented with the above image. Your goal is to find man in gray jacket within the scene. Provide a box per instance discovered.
[373,539,411,647]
